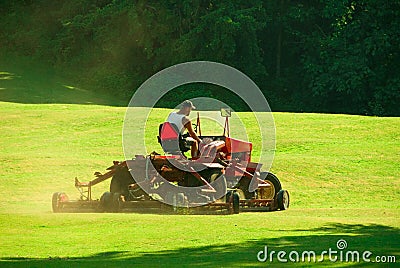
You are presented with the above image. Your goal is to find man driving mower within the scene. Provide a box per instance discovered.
[167,100,202,158]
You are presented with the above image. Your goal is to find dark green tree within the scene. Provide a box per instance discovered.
[302,0,400,115]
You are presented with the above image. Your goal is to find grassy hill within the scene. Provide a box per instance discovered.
[0,61,399,267]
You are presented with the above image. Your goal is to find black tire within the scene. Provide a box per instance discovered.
[111,192,122,212]
[259,172,282,200]
[232,191,240,214]
[52,192,67,213]
[100,192,113,212]
[276,189,290,210]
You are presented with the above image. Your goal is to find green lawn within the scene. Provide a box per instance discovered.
[0,63,399,267]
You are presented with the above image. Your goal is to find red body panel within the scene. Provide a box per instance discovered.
[225,137,252,153]
[224,137,252,161]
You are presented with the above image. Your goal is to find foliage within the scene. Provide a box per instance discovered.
[302,0,400,115]
[0,0,399,115]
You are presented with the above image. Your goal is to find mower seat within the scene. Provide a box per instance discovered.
[157,122,193,155]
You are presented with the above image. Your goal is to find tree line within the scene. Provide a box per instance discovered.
[1,0,399,115]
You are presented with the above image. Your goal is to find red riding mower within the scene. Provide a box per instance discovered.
[52,108,289,214]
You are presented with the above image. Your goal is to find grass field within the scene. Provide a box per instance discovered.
[0,61,399,267]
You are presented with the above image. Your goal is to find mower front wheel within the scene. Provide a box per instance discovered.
[276,189,290,210]
[52,192,68,213]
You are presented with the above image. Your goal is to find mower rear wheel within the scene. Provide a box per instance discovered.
[258,172,282,200]
[52,192,68,213]
[100,192,114,212]
[276,189,290,210]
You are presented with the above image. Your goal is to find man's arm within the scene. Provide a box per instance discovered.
[183,119,201,143]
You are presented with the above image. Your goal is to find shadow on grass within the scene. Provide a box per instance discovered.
[1,223,398,267]
[0,61,126,106]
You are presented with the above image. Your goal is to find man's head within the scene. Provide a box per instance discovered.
[180,100,196,116]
